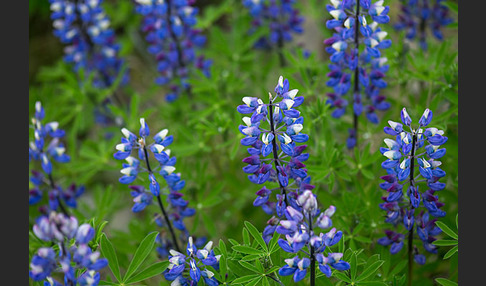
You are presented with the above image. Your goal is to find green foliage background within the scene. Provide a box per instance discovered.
[29,0,458,285]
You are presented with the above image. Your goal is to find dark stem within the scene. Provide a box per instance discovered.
[268,100,290,207]
[156,195,182,252]
[352,0,361,147]
[308,212,315,286]
[407,133,417,286]
[266,273,286,286]
[142,146,182,252]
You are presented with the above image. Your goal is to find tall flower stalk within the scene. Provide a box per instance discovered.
[29,101,85,216]
[49,0,129,88]
[29,102,107,286]
[324,0,391,149]
[237,76,350,285]
[134,0,212,101]
[242,0,304,66]
[113,119,197,257]
[49,0,129,128]
[378,108,448,286]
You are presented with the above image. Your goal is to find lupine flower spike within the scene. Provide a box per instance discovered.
[378,108,447,284]
[324,0,391,148]
[134,0,212,101]
[238,76,349,284]
[29,212,108,285]
[394,0,454,50]
[49,0,129,128]
[29,101,86,214]
[242,0,304,66]
[49,0,128,87]
[114,119,198,257]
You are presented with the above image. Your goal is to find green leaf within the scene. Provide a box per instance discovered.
[389,260,407,278]
[100,233,121,282]
[356,260,385,282]
[435,221,458,240]
[232,245,262,256]
[268,230,281,253]
[433,240,458,246]
[350,252,358,281]
[443,245,458,259]
[244,221,267,251]
[238,260,261,273]
[231,274,261,284]
[435,278,458,286]
[242,228,251,245]
[333,271,351,283]
[358,282,388,286]
[124,261,170,284]
[219,255,228,280]
[98,281,120,286]
[123,232,159,282]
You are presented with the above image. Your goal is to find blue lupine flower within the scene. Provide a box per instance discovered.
[324,0,391,148]
[378,108,447,264]
[49,0,128,88]
[238,76,349,282]
[243,0,304,51]
[30,102,88,213]
[30,216,108,285]
[275,191,349,281]
[114,118,195,256]
[30,102,70,173]
[238,76,313,218]
[134,0,211,101]
[163,237,220,285]
[394,0,454,50]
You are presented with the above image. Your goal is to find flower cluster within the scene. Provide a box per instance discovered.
[277,190,350,282]
[49,0,128,88]
[394,0,454,50]
[238,76,349,282]
[243,0,304,50]
[237,76,313,223]
[163,237,220,285]
[113,118,196,257]
[134,0,212,101]
[29,102,86,212]
[324,0,391,148]
[30,212,108,285]
[377,108,447,264]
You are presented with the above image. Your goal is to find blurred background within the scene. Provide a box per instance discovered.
[29,0,458,285]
